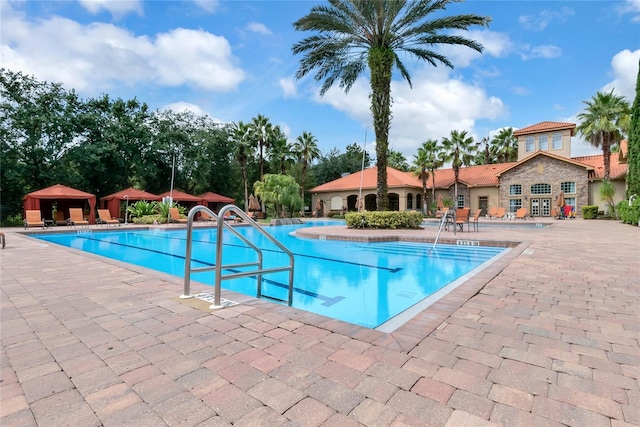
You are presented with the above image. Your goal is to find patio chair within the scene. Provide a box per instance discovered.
[470,209,482,231]
[24,210,45,229]
[97,209,120,226]
[495,207,506,219]
[447,207,470,232]
[67,208,89,226]
[514,207,528,220]
[200,211,216,222]
[487,206,498,219]
[169,207,187,224]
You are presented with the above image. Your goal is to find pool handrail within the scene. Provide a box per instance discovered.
[433,208,454,249]
[181,204,295,307]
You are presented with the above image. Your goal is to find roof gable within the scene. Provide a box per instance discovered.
[513,121,576,137]
[496,151,593,176]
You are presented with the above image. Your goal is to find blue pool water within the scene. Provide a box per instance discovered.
[34,222,506,329]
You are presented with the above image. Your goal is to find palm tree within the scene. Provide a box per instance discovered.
[269,126,294,174]
[491,127,518,163]
[418,139,441,210]
[292,131,321,199]
[388,149,409,171]
[293,0,489,211]
[412,148,430,214]
[249,114,275,180]
[577,90,631,179]
[230,121,253,210]
[440,130,476,211]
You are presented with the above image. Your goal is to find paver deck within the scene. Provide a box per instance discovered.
[1,218,638,426]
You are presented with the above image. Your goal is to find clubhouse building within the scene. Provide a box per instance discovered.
[309,121,629,218]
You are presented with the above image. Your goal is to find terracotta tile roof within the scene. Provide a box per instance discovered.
[572,153,627,180]
[310,167,422,192]
[513,121,576,136]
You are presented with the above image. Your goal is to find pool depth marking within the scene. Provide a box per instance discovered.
[73,235,345,307]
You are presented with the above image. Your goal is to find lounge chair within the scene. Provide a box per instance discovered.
[55,210,67,226]
[67,208,89,226]
[514,207,528,220]
[470,209,482,231]
[487,206,497,219]
[24,210,45,229]
[200,211,216,222]
[495,207,506,220]
[169,207,187,224]
[97,209,120,226]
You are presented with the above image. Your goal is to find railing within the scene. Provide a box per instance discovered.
[181,204,295,307]
[432,209,454,250]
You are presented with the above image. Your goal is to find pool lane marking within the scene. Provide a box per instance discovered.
[132,232,403,273]
[73,235,345,307]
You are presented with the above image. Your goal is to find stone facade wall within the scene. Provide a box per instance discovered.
[500,155,588,217]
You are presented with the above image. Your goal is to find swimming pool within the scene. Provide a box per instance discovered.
[34,222,507,329]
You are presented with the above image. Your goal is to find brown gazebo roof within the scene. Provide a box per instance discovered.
[198,191,234,203]
[100,187,161,202]
[158,190,202,202]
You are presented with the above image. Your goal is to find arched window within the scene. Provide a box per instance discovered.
[531,183,551,194]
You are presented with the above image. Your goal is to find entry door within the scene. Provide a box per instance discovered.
[530,198,540,216]
[478,196,488,215]
[541,198,551,217]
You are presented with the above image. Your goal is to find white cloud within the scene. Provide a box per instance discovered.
[192,0,220,14]
[1,10,245,94]
[278,78,297,98]
[519,44,562,60]
[518,7,575,31]
[442,29,512,67]
[78,0,143,18]
[602,49,640,102]
[511,86,531,96]
[161,102,207,116]
[246,22,272,36]
[617,0,640,22]
[317,67,506,156]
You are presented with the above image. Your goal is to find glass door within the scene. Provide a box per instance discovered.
[541,198,551,216]
[530,198,540,216]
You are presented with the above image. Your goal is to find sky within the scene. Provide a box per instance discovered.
[2,0,639,162]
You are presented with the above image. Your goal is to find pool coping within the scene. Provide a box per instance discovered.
[20,224,529,353]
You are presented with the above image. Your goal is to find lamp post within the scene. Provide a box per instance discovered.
[168,152,176,224]
[358,126,371,213]
[123,195,129,225]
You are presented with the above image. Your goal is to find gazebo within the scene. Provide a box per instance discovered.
[158,190,203,211]
[100,187,161,220]
[23,184,97,224]
[198,191,234,213]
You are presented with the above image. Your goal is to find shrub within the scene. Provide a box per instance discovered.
[582,205,599,219]
[617,197,640,225]
[345,211,424,229]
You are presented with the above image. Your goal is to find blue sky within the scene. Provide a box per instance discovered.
[2,0,639,160]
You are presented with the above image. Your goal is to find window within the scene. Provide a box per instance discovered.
[457,194,465,208]
[565,197,576,212]
[407,193,413,209]
[552,132,562,150]
[525,136,535,152]
[509,199,522,213]
[561,182,576,194]
[538,135,548,151]
[531,183,551,194]
[509,184,522,195]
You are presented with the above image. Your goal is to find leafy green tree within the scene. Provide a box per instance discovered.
[254,174,303,217]
[577,90,631,179]
[492,127,518,163]
[627,60,640,199]
[440,130,476,208]
[311,143,371,185]
[388,149,409,171]
[293,0,489,210]
[292,131,321,199]
[599,179,617,219]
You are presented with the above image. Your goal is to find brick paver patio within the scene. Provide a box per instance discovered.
[1,218,638,426]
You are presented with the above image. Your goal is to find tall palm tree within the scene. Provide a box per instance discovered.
[293,0,490,211]
[412,148,430,214]
[292,131,321,199]
[269,126,294,174]
[491,127,518,163]
[230,120,253,210]
[440,130,476,210]
[420,139,442,208]
[577,90,631,179]
[249,114,275,180]
[388,149,409,171]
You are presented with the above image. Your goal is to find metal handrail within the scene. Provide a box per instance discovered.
[181,204,295,307]
[432,209,453,249]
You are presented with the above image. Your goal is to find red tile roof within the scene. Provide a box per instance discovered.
[572,153,627,180]
[513,121,576,136]
[310,167,422,192]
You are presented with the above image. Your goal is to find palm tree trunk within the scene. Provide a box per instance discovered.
[602,133,611,179]
[369,48,393,211]
[422,173,428,215]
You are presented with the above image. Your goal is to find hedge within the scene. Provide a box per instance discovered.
[344,211,424,229]
[581,205,598,219]
[617,198,640,225]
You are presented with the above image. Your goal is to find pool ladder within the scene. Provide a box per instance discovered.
[433,209,454,249]
[181,204,295,308]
